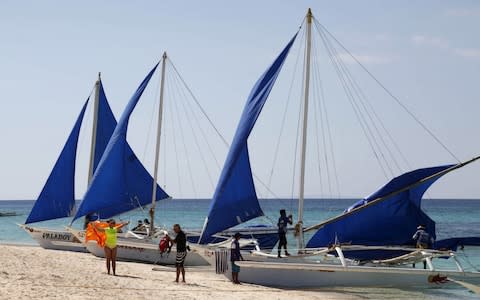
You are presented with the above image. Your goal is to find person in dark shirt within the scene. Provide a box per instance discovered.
[168,224,187,283]
[131,220,144,232]
[412,225,434,269]
[277,209,293,258]
[230,232,243,284]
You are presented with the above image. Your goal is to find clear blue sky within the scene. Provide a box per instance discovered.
[1,0,479,200]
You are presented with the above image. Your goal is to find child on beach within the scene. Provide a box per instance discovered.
[93,219,129,276]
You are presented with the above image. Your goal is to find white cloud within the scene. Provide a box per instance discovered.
[445,8,480,17]
[336,53,393,65]
[411,35,449,49]
[454,48,480,59]
[410,34,480,60]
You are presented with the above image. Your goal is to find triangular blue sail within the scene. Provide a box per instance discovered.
[72,64,169,222]
[25,99,90,224]
[92,81,118,172]
[199,34,297,244]
[306,165,453,249]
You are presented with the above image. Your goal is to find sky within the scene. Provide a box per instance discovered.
[0,0,479,200]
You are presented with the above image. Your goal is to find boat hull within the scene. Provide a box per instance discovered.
[231,261,480,288]
[81,236,210,266]
[22,226,86,253]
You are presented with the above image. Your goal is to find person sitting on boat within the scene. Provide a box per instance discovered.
[167,224,187,283]
[131,220,144,232]
[412,225,434,269]
[277,209,293,258]
[93,218,129,276]
[231,232,244,284]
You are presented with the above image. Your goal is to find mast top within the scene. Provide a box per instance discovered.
[307,8,313,23]
[97,72,101,81]
[162,51,167,60]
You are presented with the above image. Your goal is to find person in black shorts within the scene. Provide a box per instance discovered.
[277,209,293,258]
[168,224,187,283]
[230,232,244,284]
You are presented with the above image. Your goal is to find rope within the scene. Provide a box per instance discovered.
[316,20,460,163]
[168,66,198,198]
[169,63,216,190]
[311,36,332,196]
[315,23,403,174]
[168,60,229,147]
[266,25,305,196]
[165,70,183,197]
[141,71,161,162]
[317,25,391,179]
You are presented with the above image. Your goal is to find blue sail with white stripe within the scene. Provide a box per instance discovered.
[306,165,454,249]
[199,34,297,244]
[25,99,89,224]
[72,64,169,222]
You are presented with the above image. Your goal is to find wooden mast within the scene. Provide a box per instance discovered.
[296,8,313,249]
[149,52,167,235]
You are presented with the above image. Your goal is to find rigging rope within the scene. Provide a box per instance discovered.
[169,62,216,190]
[317,24,404,174]
[168,66,198,198]
[165,70,183,198]
[317,26,392,179]
[316,20,460,163]
[266,25,305,196]
[322,29,399,176]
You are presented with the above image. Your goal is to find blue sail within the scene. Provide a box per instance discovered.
[92,81,118,172]
[72,64,169,222]
[199,34,297,244]
[306,165,454,249]
[25,99,90,224]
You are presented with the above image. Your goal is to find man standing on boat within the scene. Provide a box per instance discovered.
[277,209,293,258]
[412,225,434,269]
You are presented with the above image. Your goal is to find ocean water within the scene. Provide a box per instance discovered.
[1,198,479,299]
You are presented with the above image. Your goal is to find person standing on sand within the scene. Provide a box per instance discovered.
[168,224,187,283]
[277,209,293,258]
[94,219,129,276]
[231,232,244,284]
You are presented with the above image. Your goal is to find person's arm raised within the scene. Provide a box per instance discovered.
[116,221,130,229]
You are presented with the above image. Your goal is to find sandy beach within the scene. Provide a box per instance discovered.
[0,245,364,300]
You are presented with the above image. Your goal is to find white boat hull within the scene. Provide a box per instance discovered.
[84,240,209,266]
[22,226,86,253]
[231,261,480,288]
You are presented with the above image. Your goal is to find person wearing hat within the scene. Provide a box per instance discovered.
[412,225,434,269]
[230,232,244,284]
[277,209,293,258]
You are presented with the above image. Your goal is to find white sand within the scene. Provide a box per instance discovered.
[0,245,359,300]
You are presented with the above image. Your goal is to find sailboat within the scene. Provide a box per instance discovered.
[197,9,480,289]
[68,53,209,266]
[21,74,119,252]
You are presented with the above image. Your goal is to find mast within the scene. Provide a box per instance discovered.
[296,8,313,249]
[149,52,167,235]
[87,72,101,185]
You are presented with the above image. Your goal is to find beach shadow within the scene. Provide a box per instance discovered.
[113,274,142,279]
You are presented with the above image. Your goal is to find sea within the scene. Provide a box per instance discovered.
[1,198,479,299]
